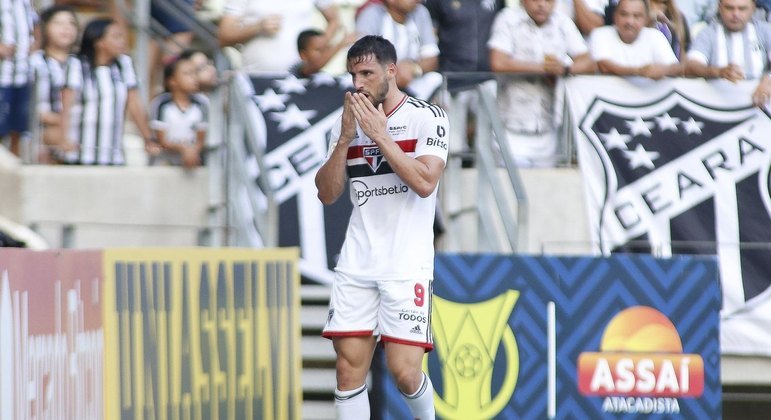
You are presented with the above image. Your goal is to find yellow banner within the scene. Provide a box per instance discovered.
[102,248,301,420]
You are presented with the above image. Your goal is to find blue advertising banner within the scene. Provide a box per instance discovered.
[373,253,721,419]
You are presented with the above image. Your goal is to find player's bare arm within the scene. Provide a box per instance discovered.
[315,93,357,205]
[349,91,444,198]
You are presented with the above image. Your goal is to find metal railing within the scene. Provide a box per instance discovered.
[438,73,531,253]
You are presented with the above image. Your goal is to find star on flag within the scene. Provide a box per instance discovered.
[270,103,318,131]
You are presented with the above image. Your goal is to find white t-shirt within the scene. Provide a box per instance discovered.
[589,26,679,67]
[326,95,449,280]
[223,0,334,74]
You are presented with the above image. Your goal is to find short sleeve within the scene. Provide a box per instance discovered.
[414,5,440,58]
[29,54,50,113]
[117,55,138,90]
[560,14,589,57]
[487,8,517,56]
[588,26,615,61]
[648,29,679,64]
[686,24,714,64]
[415,107,449,165]
[149,95,168,131]
[64,56,83,91]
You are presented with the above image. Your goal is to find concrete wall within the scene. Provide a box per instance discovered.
[0,149,210,249]
[440,167,592,255]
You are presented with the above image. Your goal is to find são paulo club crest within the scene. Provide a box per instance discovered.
[363,145,384,172]
[578,89,771,311]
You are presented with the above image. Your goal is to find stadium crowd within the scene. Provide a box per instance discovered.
[2,0,769,167]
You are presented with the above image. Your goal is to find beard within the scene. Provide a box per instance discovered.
[362,77,390,107]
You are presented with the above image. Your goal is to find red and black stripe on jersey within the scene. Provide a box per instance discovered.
[346,139,417,178]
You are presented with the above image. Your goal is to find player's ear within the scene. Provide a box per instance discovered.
[386,62,397,78]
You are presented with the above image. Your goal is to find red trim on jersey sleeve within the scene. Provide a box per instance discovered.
[380,335,434,351]
[322,330,374,340]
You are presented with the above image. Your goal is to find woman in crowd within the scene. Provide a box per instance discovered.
[29,5,80,163]
[60,17,159,165]
[650,0,691,59]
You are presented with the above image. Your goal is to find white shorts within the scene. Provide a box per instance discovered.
[322,271,433,350]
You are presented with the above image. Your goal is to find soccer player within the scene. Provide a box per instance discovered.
[315,35,449,420]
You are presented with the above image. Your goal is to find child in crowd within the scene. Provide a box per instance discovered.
[149,56,209,169]
[179,49,219,92]
[290,28,356,78]
[29,5,79,163]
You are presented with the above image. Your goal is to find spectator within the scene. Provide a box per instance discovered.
[60,18,159,165]
[425,0,505,91]
[290,28,356,78]
[589,0,682,78]
[149,56,208,169]
[29,5,80,163]
[489,0,595,168]
[217,0,342,75]
[148,0,199,94]
[356,0,444,100]
[179,49,219,92]
[685,0,771,105]
[425,0,504,169]
[651,0,692,59]
[0,0,36,157]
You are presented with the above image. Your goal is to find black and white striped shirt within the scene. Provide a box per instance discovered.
[29,50,67,115]
[65,54,138,165]
[0,0,35,86]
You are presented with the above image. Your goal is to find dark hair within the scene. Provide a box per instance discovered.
[162,56,192,91]
[39,5,78,49]
[346,35,397,67]
[614,0,650,15]
[179,48,209,61]
[80,18,114,67]
[297,29,324,53]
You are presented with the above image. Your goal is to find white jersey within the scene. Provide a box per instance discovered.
[327,95,449,280]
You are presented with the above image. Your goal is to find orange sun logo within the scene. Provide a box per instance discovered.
[577,306,704,398]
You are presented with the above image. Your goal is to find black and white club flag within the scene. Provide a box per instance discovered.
[239,73,354,285]
[568,76,771,355]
